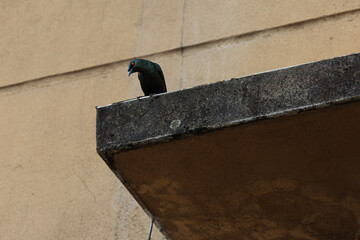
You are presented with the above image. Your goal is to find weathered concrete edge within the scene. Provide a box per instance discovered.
[97,97,360,161]
[96,52,360,159]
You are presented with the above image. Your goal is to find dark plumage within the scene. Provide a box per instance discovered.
[127,59,167,96]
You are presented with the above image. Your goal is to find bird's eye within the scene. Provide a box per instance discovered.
[131,62,135,66]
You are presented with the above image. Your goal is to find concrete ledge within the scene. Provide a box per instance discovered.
[97,53,360,156]
[97,53,360,240]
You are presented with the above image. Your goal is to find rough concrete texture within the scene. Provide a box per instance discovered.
[1,0,360,86]
[97,53,360,239]
[97,53,360,153]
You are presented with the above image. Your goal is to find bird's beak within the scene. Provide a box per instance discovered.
[128,68,133,77]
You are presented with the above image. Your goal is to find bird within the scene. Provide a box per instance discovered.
[127,59,167,96]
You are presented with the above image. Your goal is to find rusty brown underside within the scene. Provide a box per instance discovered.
[114,101,360,240]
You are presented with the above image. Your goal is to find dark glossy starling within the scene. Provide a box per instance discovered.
[127,59,167,96]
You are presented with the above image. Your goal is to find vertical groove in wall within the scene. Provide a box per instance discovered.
[129,0,146,98]
[179,0,187,90]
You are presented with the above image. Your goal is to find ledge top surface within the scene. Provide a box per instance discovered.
[96,53,360,156]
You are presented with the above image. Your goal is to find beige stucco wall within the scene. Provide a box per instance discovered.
[0,1,359,239]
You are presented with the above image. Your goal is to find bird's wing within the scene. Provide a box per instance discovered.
[154,63,167,91]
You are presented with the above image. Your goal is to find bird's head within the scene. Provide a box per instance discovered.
[128,59,142,76]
